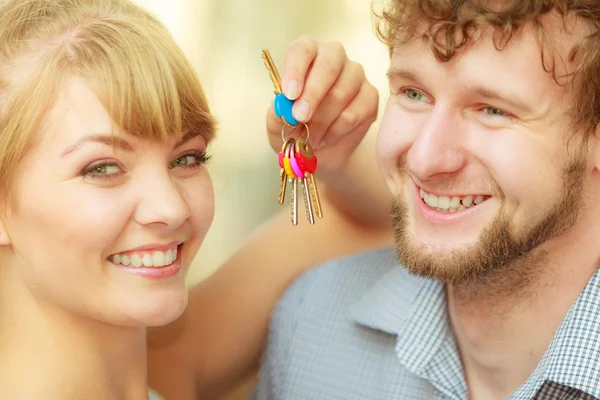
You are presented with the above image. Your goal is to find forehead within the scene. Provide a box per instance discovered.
[38,77,114,150]
[390,13,589,102]
[40,77,181,152]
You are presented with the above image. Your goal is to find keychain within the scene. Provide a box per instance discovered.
[263,49,323,224]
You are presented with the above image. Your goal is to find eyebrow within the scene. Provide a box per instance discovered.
[461,84,535,114]
[386,67,421,85]
[386,67,534,113]
[61,131,200,158]
[61,134,134,157]
[174,130,199,149]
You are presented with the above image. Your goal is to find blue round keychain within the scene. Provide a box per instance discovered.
[274,93,299,126]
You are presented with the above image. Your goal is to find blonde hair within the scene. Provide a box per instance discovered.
[0,0,216,210]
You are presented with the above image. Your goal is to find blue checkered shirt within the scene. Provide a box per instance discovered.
[252,248,600,399]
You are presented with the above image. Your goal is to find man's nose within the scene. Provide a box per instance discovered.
[407,106,467,181]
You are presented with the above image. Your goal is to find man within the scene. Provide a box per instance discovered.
[253,1,600,399]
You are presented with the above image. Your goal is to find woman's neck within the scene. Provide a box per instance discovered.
[0,270,149,400]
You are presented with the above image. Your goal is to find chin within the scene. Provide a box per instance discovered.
[413,232,480,252]
[117,289,189,328]
[407,215,480,245]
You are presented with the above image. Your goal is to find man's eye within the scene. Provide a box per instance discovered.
[483,107,508,117]
[403,88,429,102]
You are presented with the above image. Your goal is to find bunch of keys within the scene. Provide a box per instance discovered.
[278,126,323,225]
[262,48,323,225]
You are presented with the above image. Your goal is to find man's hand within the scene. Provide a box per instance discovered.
[266,35,379,173]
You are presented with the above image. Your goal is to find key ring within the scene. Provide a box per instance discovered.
[281,122,310,145]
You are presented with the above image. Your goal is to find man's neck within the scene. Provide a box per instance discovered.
[0,274,149,400]
[447,223,600,400]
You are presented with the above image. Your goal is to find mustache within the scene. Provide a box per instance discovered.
[396,162,503,196]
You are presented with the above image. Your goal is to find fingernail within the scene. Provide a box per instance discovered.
[293,100,310,121]
[286,80,299,99]
[317,140,327,149]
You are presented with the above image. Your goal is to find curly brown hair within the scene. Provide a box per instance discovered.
[374,0,600,137]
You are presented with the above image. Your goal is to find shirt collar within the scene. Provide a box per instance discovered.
[350,255,600,399]
[349,264,422,335]
[349,263,468,398]
[511,267,600,399]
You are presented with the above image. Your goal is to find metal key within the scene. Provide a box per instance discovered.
[289,141,315,224]
[278,138,294,205]
[295,140,323,219]
[307,173,322,219]
[278,168,287,205]
[261,49,282,95]
[300,177,315,224]
[290,177,298,225]
[261,49,299,126]
[285,140,299,225]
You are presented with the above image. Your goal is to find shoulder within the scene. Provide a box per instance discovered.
[278,247,399,309]
[270,247,416,340]
[253,248,423,399]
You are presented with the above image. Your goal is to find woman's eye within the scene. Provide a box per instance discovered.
[169,152,210,170]
[82,162,122,180]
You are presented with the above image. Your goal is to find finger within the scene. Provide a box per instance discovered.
[291,41,346,123]
[313,121,372,172]
[319,82,379,148]
[306,61,365,142]
[281,35,318,100]
[266,104,306,151]
[266,104,283,150]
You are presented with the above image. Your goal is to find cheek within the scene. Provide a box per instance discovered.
[376,102,421,190]
[474,131,566,213]
[182,171,215,241]
[9,178,134,262]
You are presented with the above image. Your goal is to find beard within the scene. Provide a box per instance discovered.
[390,156,586,290]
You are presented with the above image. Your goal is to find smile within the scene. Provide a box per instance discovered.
[419,188,491,212]
[109,244,180,268]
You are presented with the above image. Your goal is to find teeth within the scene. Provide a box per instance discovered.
[142,254,153,267]
[110,245,179,268]
[437,196,450,209]
[152,251,165,267]
[421,189,489,212]
[428,194,439,207]
[449,196,461,208]
[462,196,473,207]
[131,254,142,267]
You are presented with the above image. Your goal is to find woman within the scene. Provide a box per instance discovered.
[0,0,216,398]
[0,0,390,398]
